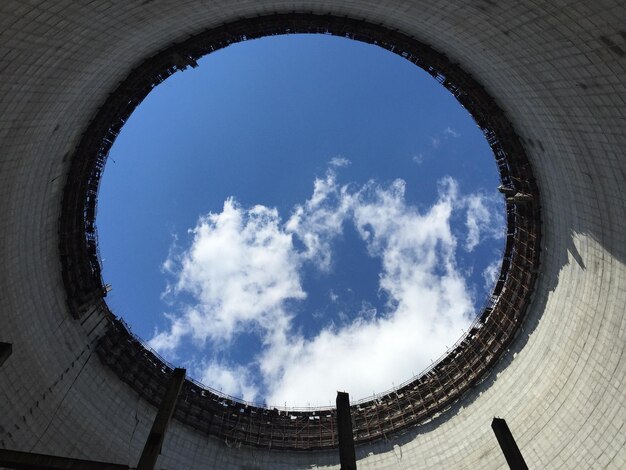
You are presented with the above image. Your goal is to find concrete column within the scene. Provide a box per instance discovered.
[137,368,186,470]
[336,391,357,470]
[491,418,528,470]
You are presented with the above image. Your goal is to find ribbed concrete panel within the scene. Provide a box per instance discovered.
[0,1,624,469]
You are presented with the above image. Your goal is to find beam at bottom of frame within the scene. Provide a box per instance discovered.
[0,448,128,470]
[491,417,528,470]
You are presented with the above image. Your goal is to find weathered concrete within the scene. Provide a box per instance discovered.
[0,1,624,469]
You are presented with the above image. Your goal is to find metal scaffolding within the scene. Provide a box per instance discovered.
[59,13,541,451]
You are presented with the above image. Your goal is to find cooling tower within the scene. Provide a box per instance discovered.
[0,1,624,468]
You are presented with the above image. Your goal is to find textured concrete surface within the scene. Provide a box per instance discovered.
[0,1,624,469]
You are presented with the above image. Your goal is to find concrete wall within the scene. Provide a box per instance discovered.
[0,1,624,468]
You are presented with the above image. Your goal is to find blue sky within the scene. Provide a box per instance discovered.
[98,34,504,407]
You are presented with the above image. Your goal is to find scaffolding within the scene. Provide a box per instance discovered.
[59,13,541,451]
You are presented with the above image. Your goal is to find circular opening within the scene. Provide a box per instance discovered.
[60,13,540,450]
[98,33,505,407]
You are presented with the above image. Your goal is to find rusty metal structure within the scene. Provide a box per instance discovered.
[59,13,541,451]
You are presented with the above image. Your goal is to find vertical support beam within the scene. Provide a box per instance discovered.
[336,391,357,470]
[0,342,12,367]
[137,368,186,470]
[491,417,528,470]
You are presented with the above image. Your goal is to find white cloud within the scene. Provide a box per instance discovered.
[284,169,352,270]
[329,156,351,167]
[444,126,460,138]
[464,193,505,251]
[482,257,501,290]
[260,176,474,405]
[429,127,460,151]
[150,312,191,353]
[412,153,424,165]
[150,166,501,406]
[149,198,305,351]
[198,360,259,403]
